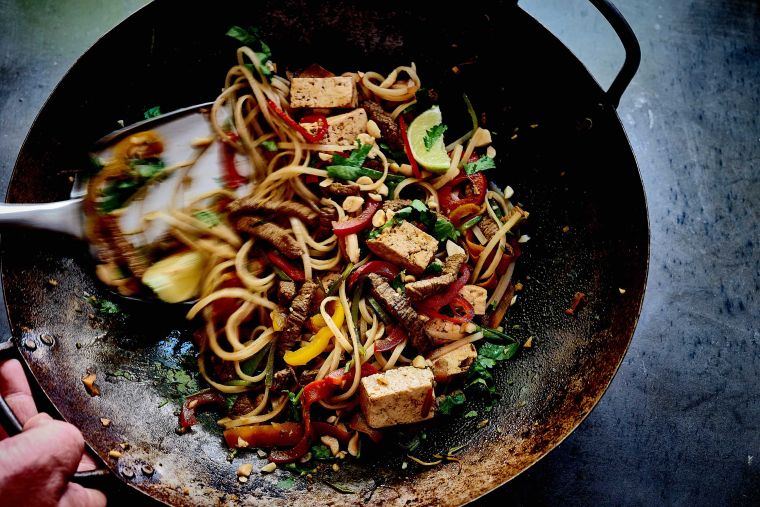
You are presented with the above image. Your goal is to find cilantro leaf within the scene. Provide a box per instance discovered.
[423,123,448,150]
[261,140,278,152]
[194,210,220,228]
[310,443,333,461]
[464,156,496,175]
[143,106,161,119]
[331,142,373,167]
[438,392,466,415]
[227,26,273,77]
[434,218,461,242]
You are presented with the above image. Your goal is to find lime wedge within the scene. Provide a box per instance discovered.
[142,250,205,303]
[407,106,451,173]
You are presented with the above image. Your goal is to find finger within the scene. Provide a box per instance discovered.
[58,483,107,507]
[77,450,99,472]
[23,411,53,430]
[0,359,37,424]
[0,420,85,504]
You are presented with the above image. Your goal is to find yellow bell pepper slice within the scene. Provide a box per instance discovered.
[271,308,287,331]
[284,303,344,366]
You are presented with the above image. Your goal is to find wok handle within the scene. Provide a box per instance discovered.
[0,198,85,239]
[586,0,641,107]
[0,342,111,487]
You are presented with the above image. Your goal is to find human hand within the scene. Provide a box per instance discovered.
[0,359,106,507]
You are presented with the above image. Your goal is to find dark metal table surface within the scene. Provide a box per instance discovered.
[0,1,758,506]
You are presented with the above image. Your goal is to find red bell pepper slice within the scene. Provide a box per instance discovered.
[417,265,471,313]
[266,99,328,143]
[421,387,434,418]
[220,133,248,189]
[438,172,488,214]
[347,261,400,289]
[224,422,303,448]
[373,324,408,352]
[332,200,381,237]
[423,294,474,324]
[398,115,422,178]
[348,412,383,444]
[265,251,305,282]
[269,363,378,463]
[179,390,226,429]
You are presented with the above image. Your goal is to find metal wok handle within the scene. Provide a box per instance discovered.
[587,0,641,107]
[0,342,111,487]
[522,0,641,108]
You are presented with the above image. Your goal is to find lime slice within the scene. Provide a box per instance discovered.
[142,250,205,303]
[407,106,451,173]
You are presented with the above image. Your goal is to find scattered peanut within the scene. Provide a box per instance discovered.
[320,435,340,456]
[99,418,111,427]
[504,185,515,199]
[372,209,387,227]
[486,146,496,158]
[260,462,277,473]
[238,476,249,483]
[237,463,253,477]
[385,209,396,221]
[398,163,414,177]
[368,192,382,202]
[472,128,492,148]
[523,336,534,348]
[108,450,122,459]
[82,373,100,397]
[377,184,389,197]
[191,136,214,148]
[427,199,439,211]
[332,463,340,472]
[347,432,361,457]
[518,234,530,243]
[412,356,427,369]
[402,274,416,283]
[319,177,334,187]
[236,437,249,448]
[318,152,333,162]
[356,176,374,185]
[366,119,382,139]
[619,288,627,294]
[256,449,267,458]
[357,133,375,146]
[461,322,478,334]
[514,282,524,291]
[342,196,365,213]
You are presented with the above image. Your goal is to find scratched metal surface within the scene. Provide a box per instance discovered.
[0,1,756,506]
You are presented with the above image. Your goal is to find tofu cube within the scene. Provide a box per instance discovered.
[366,221,438,275]
[459,285,488,315]
[289,77,357,109]
[359,366,435,428]
[300,108,367,146]
[431,344,477,383]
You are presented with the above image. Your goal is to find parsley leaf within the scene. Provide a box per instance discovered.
[143,106,161,119]
[423,123,448,150]
[438,392,466,415]
[98,158,165,213]
[463,155,496,175]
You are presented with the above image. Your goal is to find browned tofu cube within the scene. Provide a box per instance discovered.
[459,285,488,315]
[366,221,438,275]
[290,77,357,109]
[431,343,477,383]
[359,366,435,428]
[300,108,367,145]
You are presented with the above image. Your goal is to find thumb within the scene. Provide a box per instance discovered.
[0,419,85,507]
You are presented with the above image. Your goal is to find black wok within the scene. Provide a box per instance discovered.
[0,0,647,505]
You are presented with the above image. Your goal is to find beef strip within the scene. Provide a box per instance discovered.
[236,216,303,259]
[323,182,360,197]
[405,253,467,302]
[270,368,296,392]
[478,216,501,242]
[208,355,237,383]
[277,280,297,305]
[230,394,260,416]
[314,206,337,241]
[278,280,319,354]
[298,64,335,79]
[361,100,403,150]
[100,215,148,277]
[382,199,447,222]
[368,273,431,352]
[299,369,319,386]
[228,198,318,227]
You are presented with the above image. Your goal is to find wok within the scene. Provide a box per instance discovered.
[0,0,647,505]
